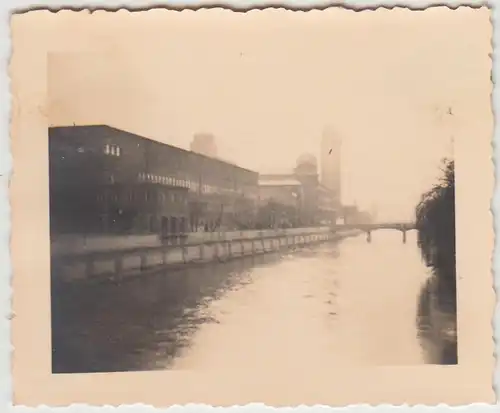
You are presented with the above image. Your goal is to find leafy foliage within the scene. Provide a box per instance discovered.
[415,158,456,310]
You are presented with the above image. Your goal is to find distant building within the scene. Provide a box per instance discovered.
[341,204,372,225]
[49,125,259,237]
[342,205,359,224]
[294,153,339,225]
[257,153,339,227]
[258,176,302,228]
[294,153,319,226]
[190,133,218,158]
[258,177,302,207]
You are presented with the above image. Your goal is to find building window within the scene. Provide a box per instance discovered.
[104,144,121,157]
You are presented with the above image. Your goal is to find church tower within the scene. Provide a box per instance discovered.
[320,126,342,206]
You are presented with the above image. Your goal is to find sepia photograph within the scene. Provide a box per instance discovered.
[10,6,495,406]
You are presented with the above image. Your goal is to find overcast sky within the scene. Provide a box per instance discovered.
[48,7,492,221]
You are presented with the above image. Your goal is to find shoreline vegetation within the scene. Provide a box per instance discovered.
[415,158,457,364]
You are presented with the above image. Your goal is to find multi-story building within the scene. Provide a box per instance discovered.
[293,153,320,226]
[256,153,339,227]
[49,125,259,237]
[257,175,302,228]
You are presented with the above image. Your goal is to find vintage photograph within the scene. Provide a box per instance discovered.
[10,6,495,406]
[48,14,466,374]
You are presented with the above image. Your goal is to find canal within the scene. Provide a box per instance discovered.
[51,230,440,374]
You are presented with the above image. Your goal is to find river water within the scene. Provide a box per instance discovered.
[52,230,441,374]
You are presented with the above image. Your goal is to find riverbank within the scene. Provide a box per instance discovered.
[51,228,362,285]
[51,231,426,374]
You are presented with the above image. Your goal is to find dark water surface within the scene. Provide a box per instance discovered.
[52,252,286,373]
[51,232,456,373]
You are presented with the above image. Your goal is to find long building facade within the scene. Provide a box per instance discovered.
[49,125,259,237]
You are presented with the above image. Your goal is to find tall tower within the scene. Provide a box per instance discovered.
[320,126,342,206]
[190,133,218,158]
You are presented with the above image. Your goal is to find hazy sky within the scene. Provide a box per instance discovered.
[48,7,492,221]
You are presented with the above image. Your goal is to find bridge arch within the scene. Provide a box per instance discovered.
[333,223,417,244]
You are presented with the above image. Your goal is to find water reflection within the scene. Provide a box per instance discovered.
[416,275,458,365]
[52,251,290,373]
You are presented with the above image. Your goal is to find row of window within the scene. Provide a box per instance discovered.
[137,172,252,197]
[96,190,187,205]
[77,143,256,189]
[104,144,121,157]
[149,151,255,186]
[138,172,189,188]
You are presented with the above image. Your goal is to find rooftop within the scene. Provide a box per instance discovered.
[49,124,257,174]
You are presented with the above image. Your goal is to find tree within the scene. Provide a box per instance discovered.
[415,158,457,364]
[415,158,456,309]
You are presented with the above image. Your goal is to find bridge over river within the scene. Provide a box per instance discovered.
[334,222,417,243]
[52,227,454,375]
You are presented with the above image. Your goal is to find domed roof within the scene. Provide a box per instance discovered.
[296,153,318,167]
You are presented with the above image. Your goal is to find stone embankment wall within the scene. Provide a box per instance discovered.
[51,228,360,284]
[50,233,162,255]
